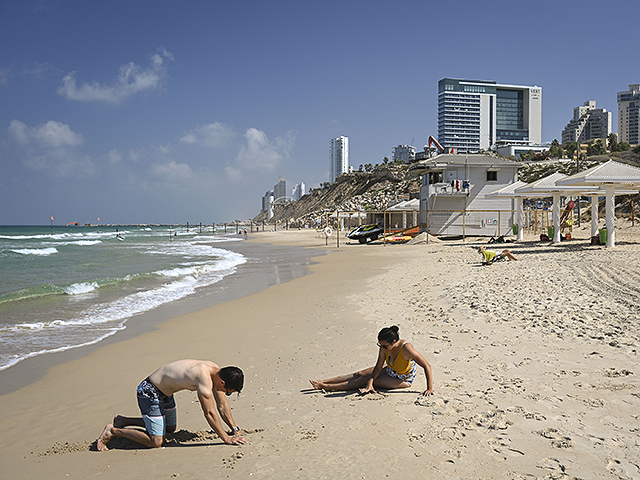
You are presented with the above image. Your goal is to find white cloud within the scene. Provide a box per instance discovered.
[7,119,92,178]
[224,165,243,183]
[107,149,123,164]
[0,67,10,86]
[8,119,83,147]
[151,160,195,182]
[227,128,295,182]
[180,122,236,147]
[57,48,173,104]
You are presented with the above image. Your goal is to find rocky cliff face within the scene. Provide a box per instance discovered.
[253,164,420,227]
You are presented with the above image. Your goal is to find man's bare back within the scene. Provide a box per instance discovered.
[148,359,218,396]
[96,359,246,450]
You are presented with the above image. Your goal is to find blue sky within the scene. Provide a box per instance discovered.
[1,0,639,225]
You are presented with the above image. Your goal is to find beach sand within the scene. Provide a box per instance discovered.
[1,226,639,479]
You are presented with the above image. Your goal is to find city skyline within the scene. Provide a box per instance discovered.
[1,1,639,224]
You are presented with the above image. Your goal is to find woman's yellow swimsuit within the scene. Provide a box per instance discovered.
[384,342,417,384]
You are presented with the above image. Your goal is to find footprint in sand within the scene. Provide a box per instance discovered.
[534,428,573,449]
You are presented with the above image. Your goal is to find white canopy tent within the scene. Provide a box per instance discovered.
[486,180,530,241]
[556,160,640,247]
[487,170,637,244]
[514,172,599,243]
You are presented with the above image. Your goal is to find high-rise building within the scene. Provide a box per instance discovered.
[292,182,306,201]
[273,177,287,203]
[329,136,349,182]
[392,145,416,163]
[261,189,273,212]
[437,78,542,154]
[618,84,640,145]
[561,101,611,144]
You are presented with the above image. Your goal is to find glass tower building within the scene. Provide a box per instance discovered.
[438,78,542,154]
[618,84,640,145]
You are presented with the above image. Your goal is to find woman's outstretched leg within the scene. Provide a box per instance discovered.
[501,249,518,261]
[310,367,374,391]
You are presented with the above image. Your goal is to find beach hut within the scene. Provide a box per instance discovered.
[386,198,420,230]
[409,153,521,236]
[556,160,640,247]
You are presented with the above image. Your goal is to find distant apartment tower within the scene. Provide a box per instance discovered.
[618,84,640,145]
[392,144,416,163]
[261,189,273,212]
[437,78,542,154]
[292,182,306,201]
[273,177,287,203]
[329,136,349,182]
[561,101,611,144]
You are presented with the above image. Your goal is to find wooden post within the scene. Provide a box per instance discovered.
[426,210,429,244]
[462,209,466,240]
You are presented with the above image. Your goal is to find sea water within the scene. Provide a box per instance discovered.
[0,225,246,371]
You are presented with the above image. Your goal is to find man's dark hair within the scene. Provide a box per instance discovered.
[219,366,244,392]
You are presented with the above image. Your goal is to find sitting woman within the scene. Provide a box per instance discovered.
[478,245,518,264]
[310,326,433,396]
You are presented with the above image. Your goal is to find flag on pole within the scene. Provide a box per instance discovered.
[51,216,54,221]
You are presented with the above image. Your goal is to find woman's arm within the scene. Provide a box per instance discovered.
[360,348,386,394]
[403,343,434,396]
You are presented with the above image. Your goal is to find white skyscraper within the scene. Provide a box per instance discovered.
[618,84,640,145]
[438,78,542,154]
[329,136,349,182]
[292,182,306,200]
[562,101,611,144]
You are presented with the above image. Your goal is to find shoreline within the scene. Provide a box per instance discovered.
[1,228,639,479]
[0,238,324,395]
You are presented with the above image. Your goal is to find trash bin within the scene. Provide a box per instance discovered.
[547,226,554,238]
[599,228,607,245]
[512,224,518,235]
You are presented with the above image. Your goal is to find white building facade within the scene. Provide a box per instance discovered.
[261,189,273,212]
[437,78,542,154]
[409,153,521,236]
[561,101,611,144]
[273,177,287,203]
[292,182,306,201]
[329,136,349,182]
[392,144,416,163]
[618,84,640,145]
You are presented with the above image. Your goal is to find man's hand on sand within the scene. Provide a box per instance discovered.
[225,435,247,445]
[421,389,434,396]
[358,386,376,395]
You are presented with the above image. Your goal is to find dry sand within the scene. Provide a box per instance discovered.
[1,226,639,479]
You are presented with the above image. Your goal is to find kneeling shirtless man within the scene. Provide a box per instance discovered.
[97,359,246,450]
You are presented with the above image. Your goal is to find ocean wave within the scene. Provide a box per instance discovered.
[0,324,126,372]
[11,247,58,256]
[63,282,99,295]
[0,239,246,371]
[71,240,103,246]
